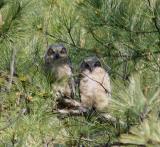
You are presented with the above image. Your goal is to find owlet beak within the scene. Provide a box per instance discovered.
[55,53,60,59]
[88,63,94,72]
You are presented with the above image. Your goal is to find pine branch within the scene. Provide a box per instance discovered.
[0,108,27,131]
[95,15,159,35]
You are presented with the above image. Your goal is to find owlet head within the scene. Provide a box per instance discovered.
[45,44,68,64]
[80,56,102,73]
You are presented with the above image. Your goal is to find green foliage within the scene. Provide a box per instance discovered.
[120,114,160,147]
[0,0,160,146]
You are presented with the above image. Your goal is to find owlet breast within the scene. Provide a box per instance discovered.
[79,56,111,111]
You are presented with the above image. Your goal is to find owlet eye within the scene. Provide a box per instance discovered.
[47,48,55,55]
[94,61,101,67]
[60,47,67,54]
[85,63,90,69]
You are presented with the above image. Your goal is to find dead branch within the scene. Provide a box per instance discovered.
[97,142,146,147]
[56,98,88,114]
[8,47,17,91]
[0,12,2,28]
[56,98,125,125]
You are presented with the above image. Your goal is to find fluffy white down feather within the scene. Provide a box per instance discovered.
[80,67,111,111]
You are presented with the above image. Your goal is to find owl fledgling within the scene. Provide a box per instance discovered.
[79,56,111,111]
[44,44,75,99]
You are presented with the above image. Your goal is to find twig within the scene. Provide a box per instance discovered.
[81,73,111,94]
[67,28,77,47]
[147,0,151,7]
[61,14,77,47]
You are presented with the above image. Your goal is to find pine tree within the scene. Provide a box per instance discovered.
[0,0,160,146]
